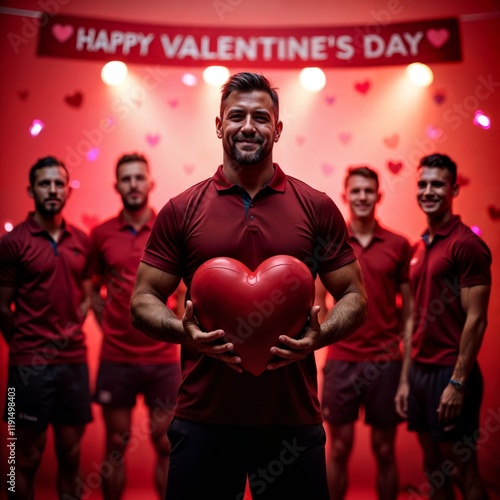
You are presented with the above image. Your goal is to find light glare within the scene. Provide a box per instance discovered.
[203,66,230,86]
[299,67,327,92]
[101,61,128,86]
[406,63,434,87]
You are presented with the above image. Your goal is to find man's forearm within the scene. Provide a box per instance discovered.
[316,290,367,349]
[131,291,186,344]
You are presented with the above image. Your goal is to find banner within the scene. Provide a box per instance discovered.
[37,14,462,68]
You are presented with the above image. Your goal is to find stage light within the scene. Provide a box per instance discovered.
[406,63,433,87]
[182,73,198,86]
[101,61,128,86]
[4,222,13,232]
[471,225,482,236]
[29,119,44,137]
[473,110,491,129]
[299,67,326,92]
[203,66,230,86]
[69,180,81,189]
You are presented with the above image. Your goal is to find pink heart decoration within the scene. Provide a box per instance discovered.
[339,133,351,145]
[388,161,403,174]
[146,134,160,147]
[183,164,195,175]
[321,163,334,176]
[426,29,450,48]
[354,81,371,94]
[325,96,336,106]
[433,91,446,105]
[296,136,305,146]
[383,134,399,149]
[18,90,29,101]
[81,213,100,231]
[190,255,315,376]
[65,92,83,108]
[456,174,470,187]
[487,205,500,220]
[52,24,74,43]
[168,99,178,108]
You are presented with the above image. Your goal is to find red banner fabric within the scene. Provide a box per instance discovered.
[37,14,462,68]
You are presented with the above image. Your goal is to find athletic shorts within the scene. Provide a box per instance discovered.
[321,360,403,428]
[407,362,483,442]
[166,418,329,500]
[3,364,92,431]
[94,361,181,410]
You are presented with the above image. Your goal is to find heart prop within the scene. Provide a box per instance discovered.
[190,255,315,376]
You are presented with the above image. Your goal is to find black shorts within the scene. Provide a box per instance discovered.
[321,360,403,428]
[3,364,92,431]
[407,362,483,442]
[166,418,329,500]
[94,361,181,410]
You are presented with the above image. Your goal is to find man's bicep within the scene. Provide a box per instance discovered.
[460,284,491,318]
[319,260,365,302]
[134,262,181,302]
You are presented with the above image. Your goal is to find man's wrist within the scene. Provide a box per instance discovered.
[449,378,465,391]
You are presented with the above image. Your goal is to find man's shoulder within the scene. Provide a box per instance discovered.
[377,225,410,245]
[91,215,120,236]
[0,219,31,247]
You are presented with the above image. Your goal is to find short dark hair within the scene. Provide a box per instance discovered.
[115,153,149,178]
[29,156,68,187]
[220,72,279,121]
[418,153,457,185]
[344,166,379,190]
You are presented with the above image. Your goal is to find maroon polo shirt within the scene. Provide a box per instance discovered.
[91,212,178,364]
[410,215,492,365]
[142,164,356,425]
[0,213,92,365]
[328,222,411,362]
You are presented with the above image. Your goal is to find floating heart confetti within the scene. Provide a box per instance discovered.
[65,92,83,108]
[354,81,371,94]
[433,90,446,105]
[52,24,74,43]
[387,161,403,174]
[167,99,179,108]
[383,134,399,149]
[86,148,100,162]
[18,90,29,101]
[321,163,334,176]
[296,136,305,146]
[487,205,500,220]
[183,164,195,175]
[339,133,351,145]
[426,28,450,48]
[325,96,336,106]
[456,174,470,187]
[426,125,444,140]
[146,134,160,146]
[81,213,100,231]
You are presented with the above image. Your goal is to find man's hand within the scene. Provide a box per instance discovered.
[394,381,409,419]
[266,305,321,371]
[437,384,465,424]
[182,300,243,373]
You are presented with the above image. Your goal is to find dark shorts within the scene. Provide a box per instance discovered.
[3,364,92,431]
[166,418,329,500]
[407,362,483,442]
[321,359,403,428]
[94,361,181,410]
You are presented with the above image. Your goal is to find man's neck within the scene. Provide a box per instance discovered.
[33,211,64,242]
[349,217,376,248]
[222,159,275,198]
[122,206,152,231]
[426,211,453,242]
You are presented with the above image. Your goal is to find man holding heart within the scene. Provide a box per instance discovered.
[131,72,367,499]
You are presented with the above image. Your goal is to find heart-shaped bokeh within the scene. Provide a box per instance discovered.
[190,255,315,376]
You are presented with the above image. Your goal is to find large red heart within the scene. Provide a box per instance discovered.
[190,255,315,376]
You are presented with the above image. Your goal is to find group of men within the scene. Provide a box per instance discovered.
[0,72,492,500]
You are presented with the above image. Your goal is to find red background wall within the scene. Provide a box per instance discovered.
[1,0,499,498]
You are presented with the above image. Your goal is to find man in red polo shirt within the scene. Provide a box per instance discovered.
[130,72,367,500]
[91,153,181,499]
[0,156,93,499]
[318,166,412,500]
[395,153,492,499]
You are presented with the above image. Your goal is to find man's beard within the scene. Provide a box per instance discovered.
[35,198,65,216]
[231,139,265,165]
[122,193,148,212]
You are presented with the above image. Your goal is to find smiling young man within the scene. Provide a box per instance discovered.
[0,156,93,499]
[130,72,367,499]
[90,153,181,500]
[319,166,412,500]
[395,153,492,499]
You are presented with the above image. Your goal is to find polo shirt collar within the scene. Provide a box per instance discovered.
[421,214,461,241]
[26,212,70,235]
[212,163,287,193]
[117,210,156,231]
[348,220,385,242]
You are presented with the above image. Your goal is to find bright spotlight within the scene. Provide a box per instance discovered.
[406,63,434,87]
[101,61,128,86]
[203,66,230,86]
[473,110,491,129]
[299,67,326,92]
